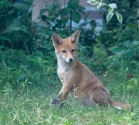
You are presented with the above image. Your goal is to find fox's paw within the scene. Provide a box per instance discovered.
[51,99,64,108]
[52,98,59,105]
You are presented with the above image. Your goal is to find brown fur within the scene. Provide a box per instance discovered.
[51,30,132,110]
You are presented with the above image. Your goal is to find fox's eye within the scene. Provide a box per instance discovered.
[62,50,66,53]
[71,49,75,53]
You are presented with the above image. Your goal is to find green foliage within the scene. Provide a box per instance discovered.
[0,1,34,52]
[115,12,123,24]
[0,0,138,91]
[0,0,59,88]
[94,0,139,70]
[87,0,123,24]
[0,48,57,89]
[40,0,85,31]
[127,78,138,92]
[109,40,139,59]
[106,11,114,24]
[0,0,94,88]
[0,0,10,8]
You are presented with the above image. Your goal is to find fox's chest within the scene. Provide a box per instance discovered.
[57,65,71,84]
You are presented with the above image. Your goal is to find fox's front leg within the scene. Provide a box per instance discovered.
[52,85,71,105]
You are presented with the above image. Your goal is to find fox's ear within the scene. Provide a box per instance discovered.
[71,30,80,43]
[52,34,62,47]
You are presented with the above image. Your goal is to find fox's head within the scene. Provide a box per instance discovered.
[52,30,80,63]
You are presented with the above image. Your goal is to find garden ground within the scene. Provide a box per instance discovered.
[0,70,139,125]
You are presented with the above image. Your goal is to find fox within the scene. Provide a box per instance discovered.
[51,30,132,110]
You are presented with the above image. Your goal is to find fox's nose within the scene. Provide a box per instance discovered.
[69,58,73,62]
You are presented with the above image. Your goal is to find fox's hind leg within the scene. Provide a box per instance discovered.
[89,87,113,106]
[81,97,96,107]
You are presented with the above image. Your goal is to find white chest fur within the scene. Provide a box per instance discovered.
[56,55,71,84]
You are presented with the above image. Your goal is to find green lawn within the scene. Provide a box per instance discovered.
[0,72,139,125]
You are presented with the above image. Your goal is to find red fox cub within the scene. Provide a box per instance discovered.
[51,30,132,110]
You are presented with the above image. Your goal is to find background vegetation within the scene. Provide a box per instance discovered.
[0,0,139,124]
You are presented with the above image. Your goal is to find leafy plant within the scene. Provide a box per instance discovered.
[40,0,85,31]
[0,48,57,89]
[127,78,139,93]
[87,0,123,24]
[0,1,34,52]
[88,0,139,69]
[0,0,138,89]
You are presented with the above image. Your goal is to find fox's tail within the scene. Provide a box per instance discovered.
[111,101,132,110]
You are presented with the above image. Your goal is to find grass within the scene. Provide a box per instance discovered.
[0,69,139,125]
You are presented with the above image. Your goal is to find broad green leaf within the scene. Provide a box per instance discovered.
[8,23,21,31]
[97,3,102,9]
[68,0,79,8]
[87,0,99,5]
[72,11,81,23]
[109,46,124,57]
[125,49,136,59]
[8,20,26,32]
[8,20,21,31]
[21,25,27,32]
[0,35,10,41]
[13,3,29,10]
[132,41,139,45]
[61,7,71,15]
[0,0,10,9]
[0,29,13,34]
[108,8,114,12]
[106,12,114,24]
[40,9,47,16]
[116,12,123,24]
[76,5,85,11]
[109,3,117,9]
[102,3,108,6]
